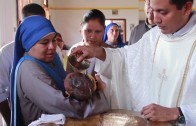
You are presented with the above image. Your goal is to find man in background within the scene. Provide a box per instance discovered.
[128,0,156,45]
[0,3,45,125]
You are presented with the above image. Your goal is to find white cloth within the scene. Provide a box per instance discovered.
[0,41,14,102]
[28,114,65,126]
[95,11,196,125]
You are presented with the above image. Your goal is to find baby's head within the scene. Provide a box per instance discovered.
[64,72,96,101]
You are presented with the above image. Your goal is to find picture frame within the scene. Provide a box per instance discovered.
[44,0,48,7]
[16,0,32,26]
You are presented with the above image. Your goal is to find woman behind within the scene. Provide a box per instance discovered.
[11,15,109,126]
[67,9,109,76]
[103,23,125,48]
[55,32,68,69]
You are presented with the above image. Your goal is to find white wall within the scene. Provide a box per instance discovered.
[50,0,138,8]
[0,0,17,47]
[139,1,146,20]
[1,0,195,48]
[32,0,42,5]
[0,0,44,47]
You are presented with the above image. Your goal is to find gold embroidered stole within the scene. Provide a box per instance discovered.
[149,36,196,107]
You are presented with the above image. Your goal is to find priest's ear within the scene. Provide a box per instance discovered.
[79,22,86,41]
[183,1,193,16]
[79,22,83,36]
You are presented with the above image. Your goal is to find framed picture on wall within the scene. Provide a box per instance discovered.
[105,19,126,43]
[43,0,50,19]
[44,0,48,7]
[16,0,32,25]
[17,0,50,24]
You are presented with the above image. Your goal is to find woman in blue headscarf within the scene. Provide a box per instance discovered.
[11,15,109,126]
[103,23,125,48]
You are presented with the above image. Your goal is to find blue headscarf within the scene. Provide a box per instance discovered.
[10,15,66,126]
[103,23,125,47]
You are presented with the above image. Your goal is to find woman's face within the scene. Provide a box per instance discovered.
[144,0,154,21]
[56,35,64,49]
[27,33,57,63]
[107,25,119,42]
[80,19,104,46]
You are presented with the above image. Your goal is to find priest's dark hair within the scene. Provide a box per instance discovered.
[170,0,193,10]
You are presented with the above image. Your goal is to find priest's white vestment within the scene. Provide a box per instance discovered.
[95,11,196,125]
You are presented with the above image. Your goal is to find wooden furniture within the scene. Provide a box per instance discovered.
[64,109,175,126]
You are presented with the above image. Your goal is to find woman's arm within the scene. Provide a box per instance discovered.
[17,60,109,119]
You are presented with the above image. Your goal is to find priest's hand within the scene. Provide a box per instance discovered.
[71,45,106,62]
[141,103,179,122]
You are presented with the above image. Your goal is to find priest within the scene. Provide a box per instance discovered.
[72,0,196,125]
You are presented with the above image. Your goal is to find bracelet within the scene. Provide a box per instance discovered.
[177,107,186,124]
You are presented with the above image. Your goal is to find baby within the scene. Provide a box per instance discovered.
[64,72,97,101]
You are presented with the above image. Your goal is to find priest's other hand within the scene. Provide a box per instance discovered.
[141,103,179,122]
